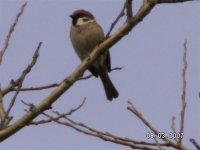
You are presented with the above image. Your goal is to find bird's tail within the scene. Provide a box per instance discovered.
[100,73,118,101]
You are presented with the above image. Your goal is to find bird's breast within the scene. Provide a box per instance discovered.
[70,23,104,60]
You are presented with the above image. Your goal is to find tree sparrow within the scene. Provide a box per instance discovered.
[70,9,118,101]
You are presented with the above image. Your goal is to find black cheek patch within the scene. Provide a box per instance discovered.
[72,18,77,26]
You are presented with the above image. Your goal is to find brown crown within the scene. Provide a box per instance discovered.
[70,9,94,20]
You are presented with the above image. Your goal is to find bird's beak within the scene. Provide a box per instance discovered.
[69,14,74,19]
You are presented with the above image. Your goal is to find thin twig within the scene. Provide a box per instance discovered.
[6,42,42,116]
[153,137,164,150]
[42,113,164,150]
[21,100,35,111]
[127,101,160,138]
[126,101,185,149]
[178,40,188,144]
[171,116,178,142]
[2,67,122,94]
[28,101,172,149]
[2,41,42,96]
[14,83,60,92]
[0,2,27,64]
[126,0,133,20]
[78,67,122,80]
[52,98,86,116]
[190,138,200,150]
[28,99,86,125]
[171,116,176,133]
[0,89,9,129]
[105,2,127,38]
[156,0,192,3]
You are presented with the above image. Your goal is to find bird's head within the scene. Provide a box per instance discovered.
[70,9,95,26]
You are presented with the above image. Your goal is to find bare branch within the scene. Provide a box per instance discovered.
[127,101,161,139]
[78,67,122,80]
[106,0,133,37]
[190,138,200,150]
[21,100,35,111]
[171,116,179,143]
[2,67,121,94]
[36,98,190,149]
[171,116,176,133]
[52,98,86,116]
[1,42,42,96]
[153,137,164,150]
[105,2,126,38]
[42,113,169,150]
[0,2,27,64]
[156,0,192,3]
[126,0,133,20]
[127,101,188,149]
[27,99,86,126]
[14,83,60,92]
[178,40,188,144]
[6,42,42,117]
[0,89,9,129]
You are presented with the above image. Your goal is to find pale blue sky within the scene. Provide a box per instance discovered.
[0,0,200,150]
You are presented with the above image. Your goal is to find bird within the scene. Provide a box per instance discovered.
[69,9,119,101]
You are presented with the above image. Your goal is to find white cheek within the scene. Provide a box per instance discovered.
[76,18,87,26]
[76,18,94,26]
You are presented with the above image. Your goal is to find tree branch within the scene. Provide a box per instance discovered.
[6,42,42,119]
[106,1,126,38]
[41,111,170,150]
[127,101,187,150]
[2,42,42,97]
[156,0,192,3]
[190,138,200,150]
[127,101,167,142]
[0,89,9,129]
[178,40,188,144]
[23,98,86,126]
[2,67,121,94]
[126,0,133,20]
[0,2,27,64]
